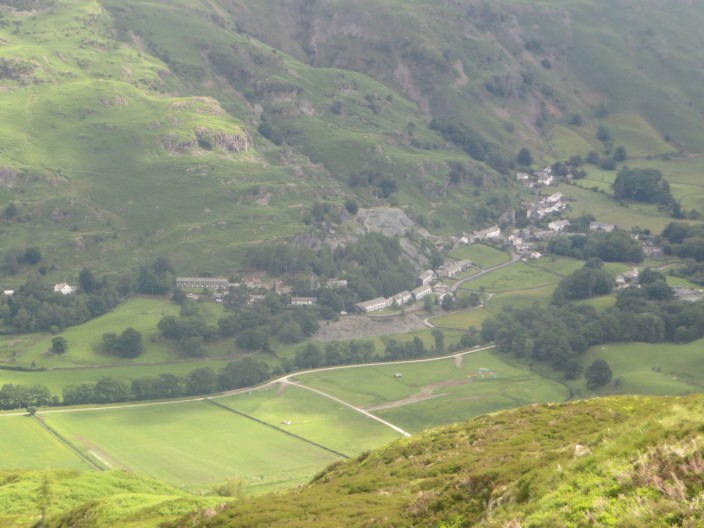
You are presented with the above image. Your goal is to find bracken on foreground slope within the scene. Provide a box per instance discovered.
[170,395,704,528]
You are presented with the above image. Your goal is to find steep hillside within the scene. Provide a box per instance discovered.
[0,0,509,280]
[228,0,704,153]
[172,394,704,527]
[1,0,704,279]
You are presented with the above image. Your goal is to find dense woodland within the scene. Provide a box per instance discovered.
[547,230,644,262]
[244,233,417,300]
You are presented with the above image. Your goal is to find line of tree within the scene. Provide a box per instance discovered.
[481,278,703,380]
[62,357,272,407]
[0,383,54,409]
[547,230,644,263]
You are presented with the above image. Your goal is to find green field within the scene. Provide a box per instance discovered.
[527,257,585,277]
[557,183,677,233]
[215,384,402,455]
[41,400,341,494]
[0,298,184,368]
[294,350,570,432]
[0,415,92,471]
[459,262,562,293]
[449,244,510,269]
[432,285,556,330]
[575,339,704,397]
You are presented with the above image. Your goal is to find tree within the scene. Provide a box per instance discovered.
[51,337,67,355]
[78,267,97,293]
[612,146,627,162]
[37,470,53,528]
[596,125,612,143]
[186,367,217,395]
[432,329,445,354]
[585,359,612,389]
[102,328,143,358]
[516,147,534,166]
[22,247,42,265]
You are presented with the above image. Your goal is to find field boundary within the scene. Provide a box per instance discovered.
[204,399,349,459]
[32,415,104,471]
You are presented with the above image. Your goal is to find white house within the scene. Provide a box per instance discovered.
[416,270,434,286]
[389,291,412,306]
[548,219,571,232]
[546,192,563,204]
[176,277,230,290]
[411,284,433,301]
[53,283,75,295]
[589,222,615,233]
[355,297,391,313]
[291,297,317,306]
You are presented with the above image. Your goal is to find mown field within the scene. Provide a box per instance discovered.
[41,400,342,494]
[432,285,556,330]
[293,349,571,432]
[215,384,403,455]
[0,415,91,471]
[459,261,562,293]
[448,244,510,269]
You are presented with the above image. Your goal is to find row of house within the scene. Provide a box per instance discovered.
[440,260,472,279]
[176,277,231,290]
[354,283,433,313]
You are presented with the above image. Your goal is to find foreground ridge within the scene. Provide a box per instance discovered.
[171,395,704,527]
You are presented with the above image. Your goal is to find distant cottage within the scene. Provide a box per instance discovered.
[589,222,615,233]
[53,283,75,295]
[291,297,317,306]
[548,219,571,232]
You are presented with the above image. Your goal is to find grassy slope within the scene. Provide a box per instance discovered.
[177,394,704,527]
[0,469,227,528]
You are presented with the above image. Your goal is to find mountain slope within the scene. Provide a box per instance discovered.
[172,394,704,527]
[2,0,704,279]
[227,0,704,153]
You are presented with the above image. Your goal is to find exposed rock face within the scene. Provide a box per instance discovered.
[0,167,18,187]
[355,207,416,238]
[159,128,250,155]
[195,127,251,153]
